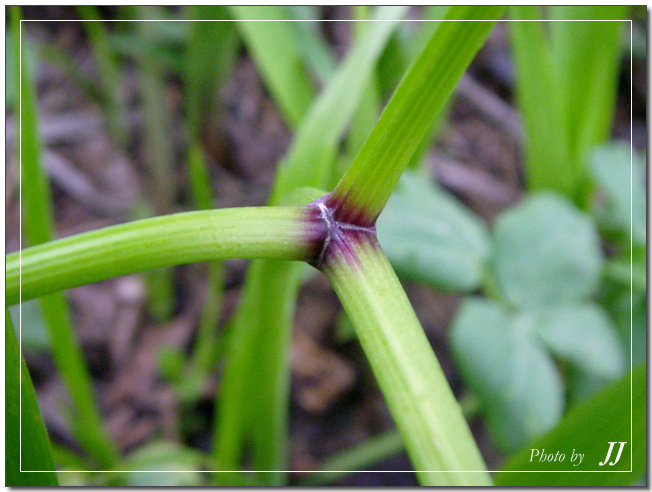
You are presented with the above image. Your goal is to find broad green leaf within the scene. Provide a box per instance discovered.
[492,193,603,309]
[6,311,59,486]
[377,170,490,291]
[495,364,645,485]
[534,304,626,381]
[450,300,564,451]
[590,142,646,245]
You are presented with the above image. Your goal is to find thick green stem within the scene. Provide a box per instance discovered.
[322,232,491,485]
[7,207,319,305]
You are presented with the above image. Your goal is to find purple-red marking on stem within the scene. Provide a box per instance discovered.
[303,193,378,270]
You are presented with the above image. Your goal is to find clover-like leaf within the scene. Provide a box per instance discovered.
[590,142,646,245]
[534,303,626,380]
[492,193,603,309]
[450,299,564,451]
[378,170,491,291]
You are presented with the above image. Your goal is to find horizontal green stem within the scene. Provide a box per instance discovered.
[323,235,491,486]
[7,207,317,305]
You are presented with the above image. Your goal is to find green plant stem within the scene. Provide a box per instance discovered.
[7,207,318,305]
[323,235,491,486]
[331,9,504,224]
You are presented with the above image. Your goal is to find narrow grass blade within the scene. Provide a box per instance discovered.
[14,9,118,467]
[269,6,409,203]
[7,206,319,305]
[228,6,315,128]
[136,11,181,320]
[212,11,407,483]
[510,6,627,205]
[285,7,335,84]
[549,6,627,204]
[508,7,570,195]
[330,7,504,226]
[344,7,381,160]
[6,311,58,485]
[76,6,129,148]
[300,430,403,486]
[495,364,645,486]
[323,236,491,485]
[184,6,237,142]
[181,10,239,394]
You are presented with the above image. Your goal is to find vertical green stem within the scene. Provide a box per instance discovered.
[323,235,491,485]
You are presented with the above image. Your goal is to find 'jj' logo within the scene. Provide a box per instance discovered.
[599,442,627,466]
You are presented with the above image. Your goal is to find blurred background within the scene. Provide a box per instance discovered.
[5,6,646,486]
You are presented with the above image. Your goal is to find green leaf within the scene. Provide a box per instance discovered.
[590,142,646,245]
[229,6,315,128]
[450,300,564,451]
[6,311,59,486]
[534,304,626,381]
[377,170,491,291]
[548,7,627,194]
[268,6,409,203]
[331,7,504,224]
[184,6,237,139]
[492,193,603,309]
[495,364,645,485]
[77,6,129,148]
[509,7,627,205]
[300,430,404,486]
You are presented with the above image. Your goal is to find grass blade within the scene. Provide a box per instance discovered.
[269,6,410,203]
[330,7,505,226]
[229,6,315,128]
[509,6,627,205]
[14,8,118,467]
[76,6,129,148]
[495,364,645,486]
[6,311,58,485]
[300,430,403,486]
